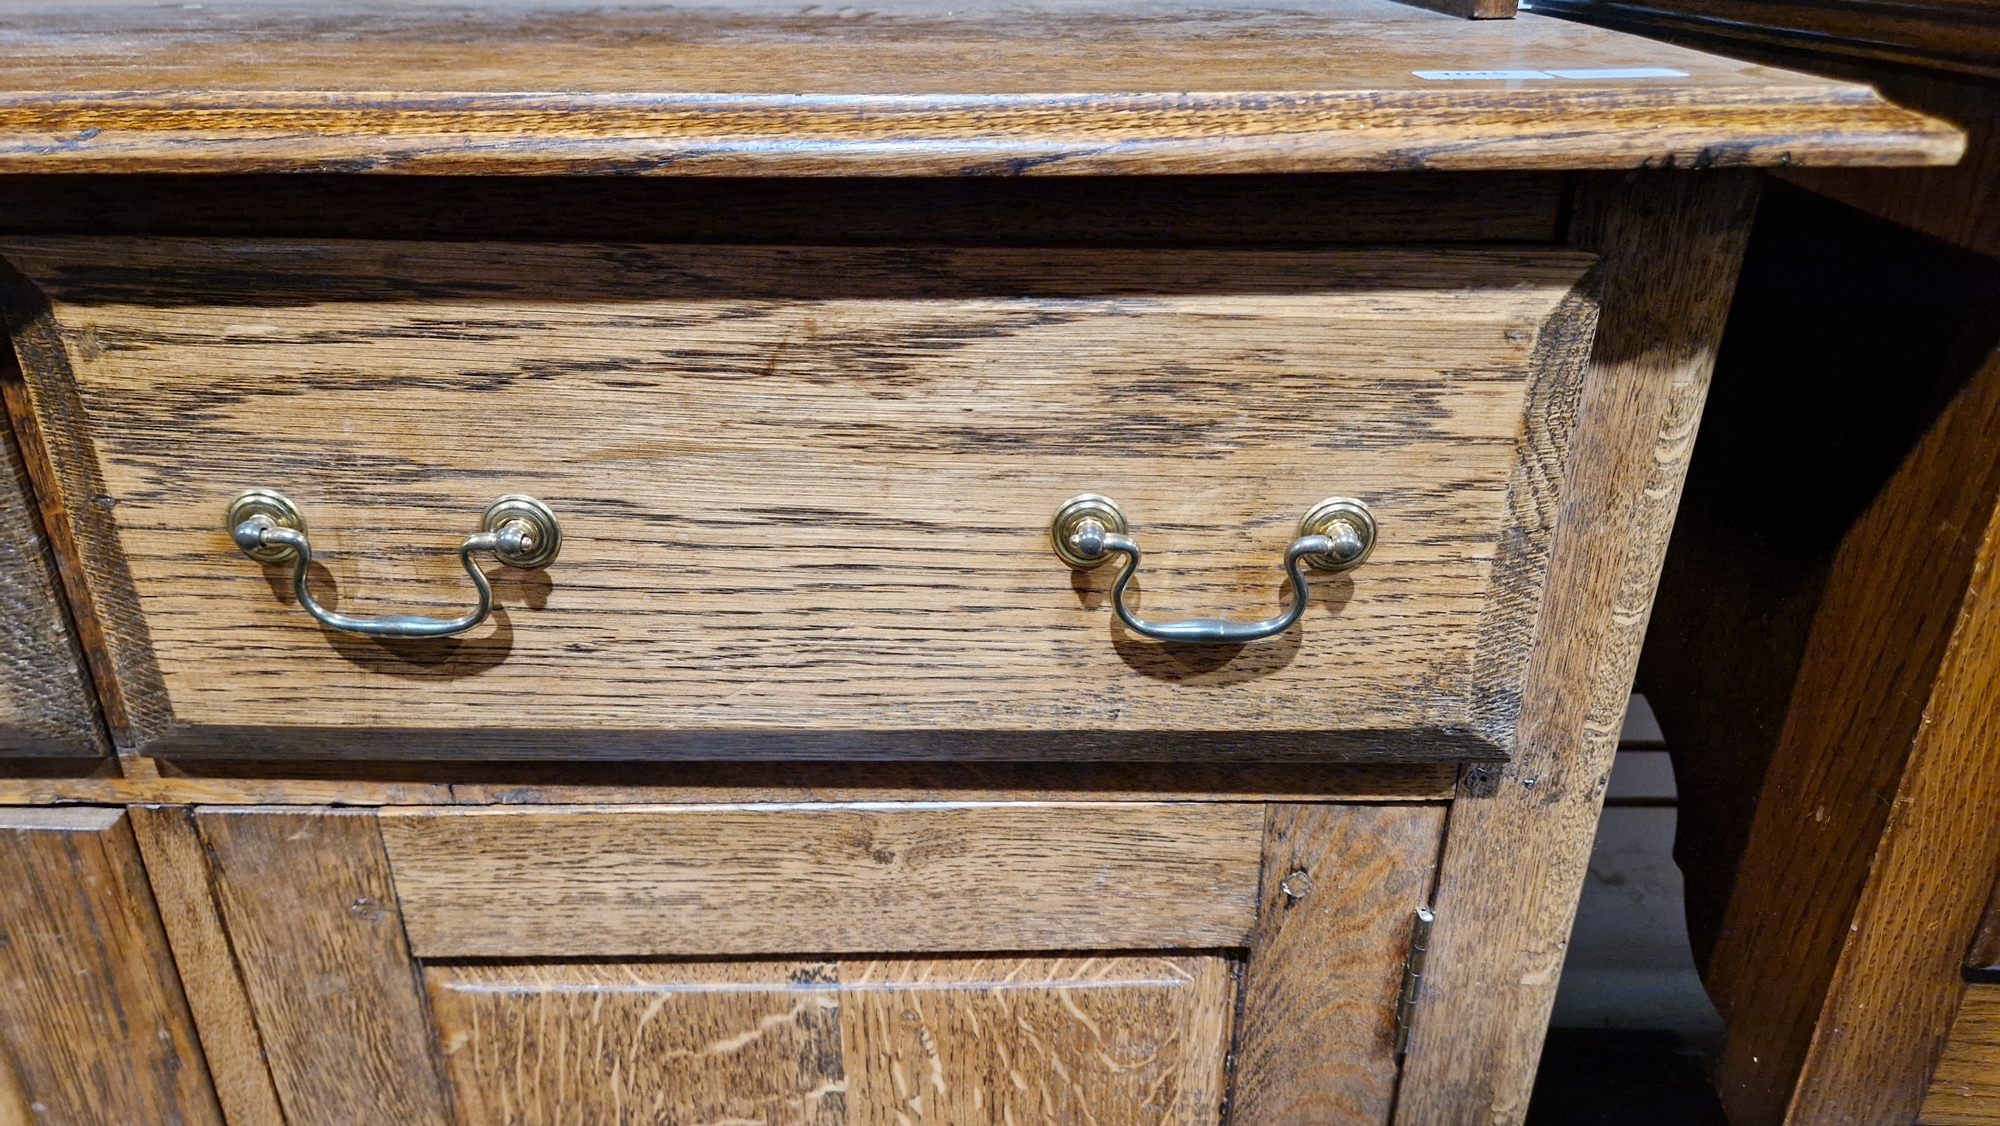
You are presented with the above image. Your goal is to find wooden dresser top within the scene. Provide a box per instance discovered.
[0,0,1963,176]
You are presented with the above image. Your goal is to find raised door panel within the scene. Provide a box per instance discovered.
[426,962,847,1126]
[839,956,1235,1125]
[190,802,1442,1126]
[3,239,1597,761]
[425,957,1233,1126]
[0,397,102,757]
[0,808,222,1126]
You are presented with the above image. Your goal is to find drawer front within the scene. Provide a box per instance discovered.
[2,239,1597,760]
[176,802,1442,1126]
[0,403,102,757]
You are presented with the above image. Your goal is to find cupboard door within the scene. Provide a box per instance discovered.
[0,808,221,1126]
[191,801,1442,1126]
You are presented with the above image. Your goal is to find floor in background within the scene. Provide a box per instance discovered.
[1523,696,1730,1124]
[1527,1029,1730,1126]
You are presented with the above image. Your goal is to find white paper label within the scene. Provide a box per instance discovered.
[1412,66,1690,81]
[1543,67,1690,78]
[1412,69,1554,80]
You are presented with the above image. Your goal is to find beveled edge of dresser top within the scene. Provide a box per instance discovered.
[0,0,1962,174]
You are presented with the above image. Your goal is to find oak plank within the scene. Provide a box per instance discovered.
[1702,347,2000,1126]
[840,956,1236,1126]
[0,1044,26,1126]
[380,803,1266,958]
[3,239,1598,761]
[1923,984,2000,1125]
[1393,170,1762,1126]
[427,962,847,1126]
[0,0,1956,174]
[1232,803,1448,1126]
[0,807,224,1126]
[127,806,287,1126]
[0,357,102,757]
[196,807,453,1126]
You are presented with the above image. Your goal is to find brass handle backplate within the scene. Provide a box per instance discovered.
[1050,493,1375,644]
[226,489,560,638]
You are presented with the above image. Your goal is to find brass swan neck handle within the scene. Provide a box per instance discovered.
[1050,494,1374,644]
[227,489,560,639]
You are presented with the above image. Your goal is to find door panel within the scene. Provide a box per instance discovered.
[427,962,846,1126]
[425,957,1232,1126]
[1231,803,1448,1126]
[0,808,221,1126]
[197,807,453,1126]
[840,956,1235,1126]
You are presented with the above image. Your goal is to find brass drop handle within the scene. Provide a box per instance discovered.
[1050,494,1375,644]
[226,489,561,639]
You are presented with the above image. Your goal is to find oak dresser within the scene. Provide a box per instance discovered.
[0,2,1960,1124]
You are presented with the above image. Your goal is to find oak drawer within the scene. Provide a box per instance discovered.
[1,239,1597,760]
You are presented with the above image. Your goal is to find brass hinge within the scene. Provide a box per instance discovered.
[1393,906,1435,1058]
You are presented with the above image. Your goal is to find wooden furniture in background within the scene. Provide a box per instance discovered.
[1530,2,2000,1122]
[0,1,1959,1123]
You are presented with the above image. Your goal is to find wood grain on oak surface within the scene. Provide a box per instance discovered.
[426,956,1233,1126]
[1701,346,2000,1126]
[0,0,1958,175]
[0,807,223,1126]
[125,806,287,1126]
[195,807,454,1126]
[1393,170,1760,1126]
[839,956,1235,1126]
[1231,803,1447,1126]
[428,961,848,1126]
[0,1044,26,1126]
[379,802,1267,957]
[1925,984,2000,1125]
[4,238,1598,762]
[0,369,101,757]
